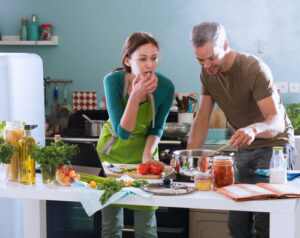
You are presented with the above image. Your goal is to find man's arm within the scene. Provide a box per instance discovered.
[187,95,215,149]
[229,94,285,148]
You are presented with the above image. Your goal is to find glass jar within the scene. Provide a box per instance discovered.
[194,172,212,191]
[212,156,234,189]
[4,121,24,181]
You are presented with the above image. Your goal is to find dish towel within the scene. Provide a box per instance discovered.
[255,169,300,181]
[72,180,153,216]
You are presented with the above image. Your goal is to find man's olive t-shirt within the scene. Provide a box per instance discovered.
[201,52,294,149]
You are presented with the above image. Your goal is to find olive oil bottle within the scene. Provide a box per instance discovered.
[19,125,37,185]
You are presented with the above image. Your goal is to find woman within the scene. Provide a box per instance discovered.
[96,32,175,238]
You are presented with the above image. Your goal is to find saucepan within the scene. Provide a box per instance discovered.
[169,148,235,186]
[82,114,105,137]
[163,122,191,139]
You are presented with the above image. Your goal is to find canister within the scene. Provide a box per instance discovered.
[4,121,24,181]
[212,156,234,189]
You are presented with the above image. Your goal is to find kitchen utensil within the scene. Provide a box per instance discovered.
[208,144,230,157]
[142,183,194,196]
[59,83,73,117]
[82,114,105,137]
[163,122,191,139]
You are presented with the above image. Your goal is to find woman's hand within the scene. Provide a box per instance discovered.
[131,73,157,101]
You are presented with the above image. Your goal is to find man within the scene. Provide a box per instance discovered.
[188,21,298,238]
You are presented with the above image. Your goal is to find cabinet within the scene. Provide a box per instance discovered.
[189,209,231,238]
[0,35,58,45]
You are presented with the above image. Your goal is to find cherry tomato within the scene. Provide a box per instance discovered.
[137,163,150,175]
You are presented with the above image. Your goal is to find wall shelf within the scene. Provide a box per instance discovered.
[0,35,58,45]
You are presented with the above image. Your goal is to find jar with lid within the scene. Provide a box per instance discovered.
[269,146,287,184]
[194,172,212,191]
[4,121,24,181]
[212,156,234,189]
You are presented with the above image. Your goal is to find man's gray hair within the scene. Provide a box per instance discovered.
[190,22,227,48]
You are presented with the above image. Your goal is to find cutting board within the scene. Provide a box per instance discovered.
[211,106,227,128]
[103,165,173,179]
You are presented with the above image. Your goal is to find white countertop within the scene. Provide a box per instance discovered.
[0,174,298,214]
[1,174,300,238]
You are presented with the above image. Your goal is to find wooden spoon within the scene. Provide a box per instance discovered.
[208,144,230,157]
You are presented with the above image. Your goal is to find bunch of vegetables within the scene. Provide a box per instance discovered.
[79,172,149,205]
[137,160,165,175]
[0,121,16,164]
[30,141,79,170]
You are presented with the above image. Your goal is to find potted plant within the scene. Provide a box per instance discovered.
[286,103,300,135]
[31,141,79,184]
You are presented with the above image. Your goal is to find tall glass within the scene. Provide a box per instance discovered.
[4,121,24,181]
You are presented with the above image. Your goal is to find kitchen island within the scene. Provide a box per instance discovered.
[0,174,299,238]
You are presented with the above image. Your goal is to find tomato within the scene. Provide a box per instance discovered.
[137,163,149,175]
[150,162,163,175]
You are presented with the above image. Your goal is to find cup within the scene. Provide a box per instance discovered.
[178,113,194,125]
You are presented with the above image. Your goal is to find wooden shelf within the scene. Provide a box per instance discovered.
[0,35,58,45]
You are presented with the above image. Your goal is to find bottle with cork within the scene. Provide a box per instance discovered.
[19,125,38,185]
[28,14,39,41]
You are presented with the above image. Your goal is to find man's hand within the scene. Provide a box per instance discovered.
[229,126,257,148]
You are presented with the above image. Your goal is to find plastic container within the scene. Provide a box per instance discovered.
[4,121,24,181]
[194,172,212,191]
[212,156,234,189]
[269,147,287,184]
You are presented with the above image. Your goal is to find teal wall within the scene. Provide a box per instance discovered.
[1,0,300,115]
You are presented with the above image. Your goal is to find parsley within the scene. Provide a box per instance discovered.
[30,141,79,171]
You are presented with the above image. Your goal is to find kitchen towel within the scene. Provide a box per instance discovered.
[255,169,300,181]
[72,180,153,216]
[73,91,97,112]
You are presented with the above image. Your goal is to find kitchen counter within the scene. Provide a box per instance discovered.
[0,175,300,238]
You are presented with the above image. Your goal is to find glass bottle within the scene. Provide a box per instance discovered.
[212,156,234,189]
[269,147,287,184]
[4,121,24,181]
[28,14,39,41]
[20,17,28,41]
[19,125,37,185]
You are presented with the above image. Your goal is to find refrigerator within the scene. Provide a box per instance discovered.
[0,53,45,238]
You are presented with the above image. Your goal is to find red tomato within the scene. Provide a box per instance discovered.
[137,163,149,175]
[150,162,163,175]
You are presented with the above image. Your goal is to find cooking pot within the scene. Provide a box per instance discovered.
[163,122,191,139]
[171,149,215,176]
[170,149,235,184]
[82,114,105,137]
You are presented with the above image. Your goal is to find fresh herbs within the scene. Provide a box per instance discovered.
[79,173,149,205]
[30,141,79,170]
[0,121,16,164]
[286,103,300,134]
[97,177,125,204]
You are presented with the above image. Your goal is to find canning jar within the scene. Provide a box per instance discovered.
[194,172,212,191]
[212,156,234,189]
[4,121,24,181]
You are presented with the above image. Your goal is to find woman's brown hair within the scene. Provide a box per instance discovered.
[113,32,160,73]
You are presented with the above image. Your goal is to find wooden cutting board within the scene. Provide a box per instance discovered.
[211,106,227,128]
[103,165,173,179]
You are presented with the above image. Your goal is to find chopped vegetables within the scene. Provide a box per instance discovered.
[78,172,149,204]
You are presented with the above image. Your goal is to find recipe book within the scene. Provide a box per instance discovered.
[216,183,300,202]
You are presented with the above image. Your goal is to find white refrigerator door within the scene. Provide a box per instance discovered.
[0,53,45,238]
